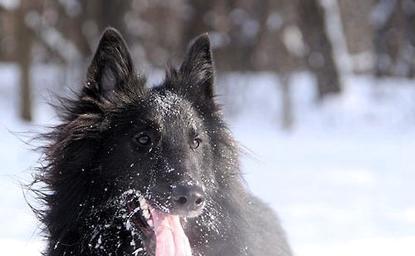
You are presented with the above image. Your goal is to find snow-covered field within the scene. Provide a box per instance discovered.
[1,65,415,255]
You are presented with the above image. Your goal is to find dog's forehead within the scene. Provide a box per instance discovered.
[147,91,199,126]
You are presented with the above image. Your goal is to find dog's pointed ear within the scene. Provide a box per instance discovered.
[169,33,215,105]
[86,28,137,98]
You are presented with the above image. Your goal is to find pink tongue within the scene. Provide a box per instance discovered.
[150,208,192,256]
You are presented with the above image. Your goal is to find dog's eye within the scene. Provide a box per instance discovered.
[134,132,152,146]
[190,137,202,150]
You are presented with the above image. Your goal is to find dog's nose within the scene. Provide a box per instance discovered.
[172,184,205,213]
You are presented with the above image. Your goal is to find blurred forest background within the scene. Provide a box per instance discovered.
[1,0,414,127]
[1,1,415,256]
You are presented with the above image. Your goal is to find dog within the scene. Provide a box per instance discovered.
[33,28,292,256]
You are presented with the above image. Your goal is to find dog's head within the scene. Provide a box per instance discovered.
[41,28,239,255]
[90,28,218,216]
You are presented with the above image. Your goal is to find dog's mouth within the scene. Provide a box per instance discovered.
[126,194,154,232]
[125,192,192,256]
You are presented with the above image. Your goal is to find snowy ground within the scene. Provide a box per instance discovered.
[1,65,415,255]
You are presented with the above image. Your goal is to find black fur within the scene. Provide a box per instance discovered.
[32,28,292,256]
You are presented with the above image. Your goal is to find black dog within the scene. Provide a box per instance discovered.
[33,28,292,256]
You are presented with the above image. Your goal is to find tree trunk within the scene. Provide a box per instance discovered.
[296,0,341,100]
[373,0,415,78]
[372,0,401,77]
[16,0,32,122]
[280,74,294,130]
[404,0,415,78]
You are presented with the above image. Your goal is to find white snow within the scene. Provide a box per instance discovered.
[1,64,415,255]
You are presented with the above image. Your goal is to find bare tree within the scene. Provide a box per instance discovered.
[372,0,402,77]
[372,0,415,77]
[295,0,341,100]
[16,0,33,121]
